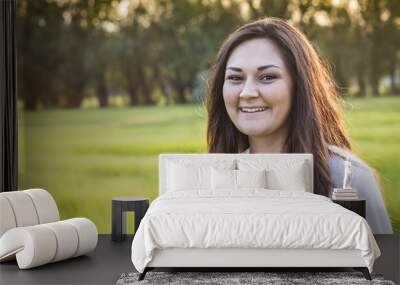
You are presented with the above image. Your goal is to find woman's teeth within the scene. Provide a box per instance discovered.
[239,107,268,113]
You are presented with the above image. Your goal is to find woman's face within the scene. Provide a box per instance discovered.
[223,38,293,138]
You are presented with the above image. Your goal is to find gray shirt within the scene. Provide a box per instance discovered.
[327,145,393,234]
[241,146,393,234]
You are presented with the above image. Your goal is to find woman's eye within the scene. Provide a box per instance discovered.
[227,75,242,82]
[260,75,276,81]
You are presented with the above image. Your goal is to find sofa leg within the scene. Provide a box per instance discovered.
[138,268,148,281]
[354,267,371,280]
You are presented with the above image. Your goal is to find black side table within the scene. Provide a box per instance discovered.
[332,199,366,218]
[112,197,149,242]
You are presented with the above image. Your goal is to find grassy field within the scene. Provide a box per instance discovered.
[18,97,400,233]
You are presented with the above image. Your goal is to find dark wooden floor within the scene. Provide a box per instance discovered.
[0,235,135,285]
[0,234,399,285]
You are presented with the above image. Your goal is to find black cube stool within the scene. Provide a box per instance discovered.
[112,197,149,242]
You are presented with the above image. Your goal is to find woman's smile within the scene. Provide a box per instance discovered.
[239,106,269,113]
[238,106,272,120]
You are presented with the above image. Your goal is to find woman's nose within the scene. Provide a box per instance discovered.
[239,78,259,98]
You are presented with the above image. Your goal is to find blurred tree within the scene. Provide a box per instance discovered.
[118,2,154,106]
[17,0,65,110]
[353,23,369,97]
[361,0,385,97]
[358,0,400,96]
[384,0,400,95]
[145,0,215,104]
[17,0,119,110]
[311,2,355,96]
[246,0,292,19]
[16,0,400,110]
[59,0,118,108]
[118,0,243,105]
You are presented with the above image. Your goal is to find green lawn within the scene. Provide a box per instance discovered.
[18,97,400,233]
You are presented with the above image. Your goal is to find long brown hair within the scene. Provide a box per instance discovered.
[205,17,352,196]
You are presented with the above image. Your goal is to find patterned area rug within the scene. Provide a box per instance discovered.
[116,271,396,285]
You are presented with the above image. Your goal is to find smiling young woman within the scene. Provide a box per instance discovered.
[205,17,392,234]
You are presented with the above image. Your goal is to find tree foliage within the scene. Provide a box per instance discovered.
[17,0,400,110]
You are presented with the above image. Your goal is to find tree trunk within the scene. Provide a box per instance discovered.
[65,84,84,108]
[332,53,348,97]
[138,70,154,105]
[124,63,140,106]
[141,84,154,105]
[23,95,38,111]
[161,83,173,105]
[175,84,186,103]
[65,95,83,108]
[369,43,380,97]
[41,90,58,109]
[20,1,39,111]
[356,72,367,97]
[153,66,173,104]
[96,72,108,108]
[389,54,398,95]
[21,65,40,110]
[128,81,139,106]
[370,77,380,97]
[368,1,382,98]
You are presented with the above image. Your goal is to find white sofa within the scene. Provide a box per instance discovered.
[0,189,98,269]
